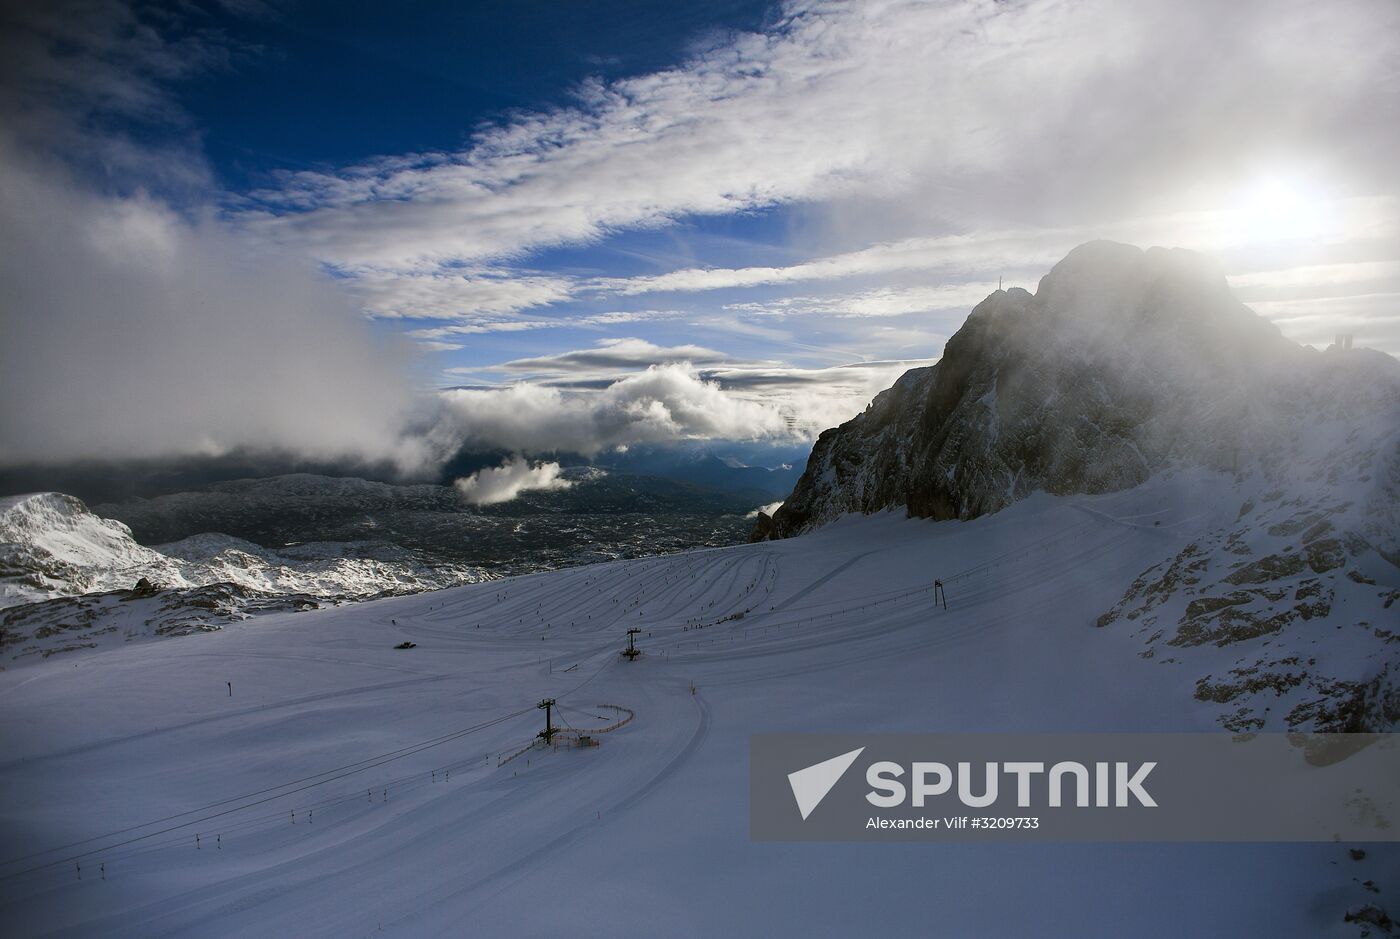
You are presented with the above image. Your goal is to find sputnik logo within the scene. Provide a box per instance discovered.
[787,747,865,820]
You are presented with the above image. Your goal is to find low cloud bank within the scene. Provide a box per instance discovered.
[454,455,572,505]
[0,3,425,472]
[0,148,426,470]
[430,364,791,458]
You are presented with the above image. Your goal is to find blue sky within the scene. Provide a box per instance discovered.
[181,1,778,186]
[1,0,1398,473]
[175,0,956,398]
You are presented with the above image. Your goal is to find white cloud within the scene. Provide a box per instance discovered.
[408,320,555,339]
[705,359,938,434]
[1228,261,1400,293]
[704,359,935,392]
[594,234,1026,296]
[348,266,575,320]
[454,455,572,505]
[597,200,1400,299]
[0,138,426,470]
[495,338,740,376]
[8,0,1398,470]
[405,312,684,348]
[575,310,685,327]
[251,0,1397,268]
[725,283,1001,318]
[0,1,431,471]
[1246,294,1400,356]
[439,346,929,443]
[428,364,793,457]
[239,0,1399,336]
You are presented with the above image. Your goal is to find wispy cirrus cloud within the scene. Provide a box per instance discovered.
[407,310,683,344]
[592,200,1400,298]
[723,284,1002,319]
[248,0,1397,271]
[408,321,556,340]
[590,234,1037,297]
[348,266,576,320]
[236,0,1399,352]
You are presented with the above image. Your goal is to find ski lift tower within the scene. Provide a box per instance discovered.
[537,698,557,743]
[622,627,642,660]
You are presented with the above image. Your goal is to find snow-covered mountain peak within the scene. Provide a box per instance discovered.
[748,241,1399,743]
[1034,241,1236,316]
[1,492,155,564]
[757,241,1398,540]
[0,492,181,605]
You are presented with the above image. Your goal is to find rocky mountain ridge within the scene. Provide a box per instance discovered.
[752,241,1400,734]
[755,241,1396,539]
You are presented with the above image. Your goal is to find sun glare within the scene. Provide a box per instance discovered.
[1226,173,1334,246]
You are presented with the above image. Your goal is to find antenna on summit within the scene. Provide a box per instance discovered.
[998,275,1003,291]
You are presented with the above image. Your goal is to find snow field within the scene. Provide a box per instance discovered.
[1,471,1392,937]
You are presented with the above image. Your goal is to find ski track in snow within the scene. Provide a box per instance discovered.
[0,475,1393,937]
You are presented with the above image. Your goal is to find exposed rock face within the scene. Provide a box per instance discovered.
[757,241,1321,540]
[748,510,775,542]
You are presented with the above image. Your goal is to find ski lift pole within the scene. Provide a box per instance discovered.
[537,698,557,743]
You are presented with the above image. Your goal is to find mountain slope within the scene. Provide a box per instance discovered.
[752,241,1400,736]
[1,482,1393,936]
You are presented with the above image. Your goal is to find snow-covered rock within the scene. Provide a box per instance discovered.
[154,531,487,600]
[0,493,488,612]
[0,493,496,662]
[0,493,186,606]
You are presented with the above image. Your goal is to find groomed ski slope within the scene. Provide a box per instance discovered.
[1,470,1391,937]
